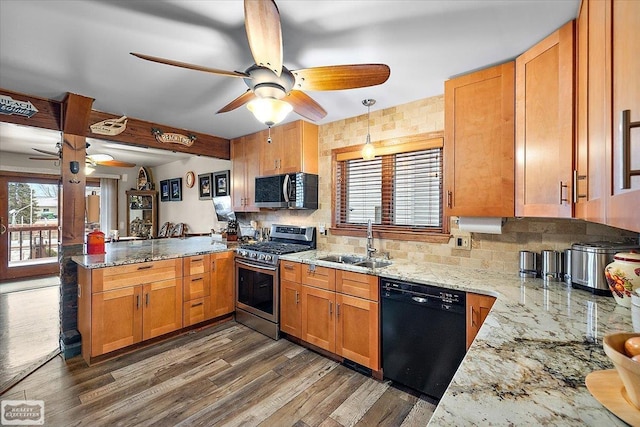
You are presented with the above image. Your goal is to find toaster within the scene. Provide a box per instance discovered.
[570,242,640,295]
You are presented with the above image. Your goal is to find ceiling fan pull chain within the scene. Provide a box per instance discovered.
[267,126,272,144]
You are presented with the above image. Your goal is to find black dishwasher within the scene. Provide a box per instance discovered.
[381,278,466,400]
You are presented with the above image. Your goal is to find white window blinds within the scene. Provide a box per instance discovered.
[336,147,442,230]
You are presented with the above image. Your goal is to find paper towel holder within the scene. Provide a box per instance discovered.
[457,217,505,234]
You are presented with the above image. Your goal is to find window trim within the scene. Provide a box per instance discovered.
[331,131,450,243]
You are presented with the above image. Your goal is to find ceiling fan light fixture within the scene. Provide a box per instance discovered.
[247,97,293,127]
[361,99,376,160]
[87,153,114,162]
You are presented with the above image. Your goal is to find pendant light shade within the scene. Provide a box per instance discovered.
[361,99,376,160]
[247,98,293,127]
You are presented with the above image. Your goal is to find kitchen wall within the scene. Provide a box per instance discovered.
[152,156,232,234]
[242,94,638,273]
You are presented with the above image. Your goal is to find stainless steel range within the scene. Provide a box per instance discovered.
[235,224,315,339]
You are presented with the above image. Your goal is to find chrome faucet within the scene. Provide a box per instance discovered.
[366,219,377,259]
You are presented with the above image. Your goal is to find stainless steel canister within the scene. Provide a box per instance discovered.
[519,251,537,278]
[541,250,562,282]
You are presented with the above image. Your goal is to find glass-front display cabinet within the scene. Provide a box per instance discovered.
[126,190,158,238]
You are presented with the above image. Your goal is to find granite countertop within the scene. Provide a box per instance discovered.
[281,250,637,426]
[71,236,235,269]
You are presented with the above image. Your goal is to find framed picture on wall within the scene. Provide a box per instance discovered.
[160,180,170,202]
[170,178,182,201]
[198,173,213,200]
[213,170,230,197]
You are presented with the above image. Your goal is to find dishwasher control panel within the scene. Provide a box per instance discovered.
[381,279,465,307]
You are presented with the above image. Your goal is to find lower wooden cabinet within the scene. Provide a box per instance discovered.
[301,284,336,351]
[209,251,234,318]
[466,292,496,349]
[284,261,380,371]
[335,293,379,370]
[79,251,235,364]
[90,278,182,357]
[280,279,302,338]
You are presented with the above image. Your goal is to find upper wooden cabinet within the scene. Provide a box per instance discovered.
[515,20,575,218]
[575,0,639,233]
[444,62,515,217]
[260,121,318,176]
[608,0,640,232]
[231,133,260,212]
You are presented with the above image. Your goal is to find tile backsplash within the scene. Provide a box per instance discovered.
[239,93,638,274]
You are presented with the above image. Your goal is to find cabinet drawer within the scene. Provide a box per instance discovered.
[92,258,182,292]
[183,296,211,327]
[302,264,336,291]
[183,274,211,301]
[184,254,211,276]
[336,270,379,301]
[280,261,301,283]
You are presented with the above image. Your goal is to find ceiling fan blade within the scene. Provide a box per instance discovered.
[29,156,58,161]
[292,64,391,91]
[286,90,327,122]
[94,160,136,168]
[217,90,256,114]
[244,0,283,76]
[32,148,60,157]
[130,52,249,78]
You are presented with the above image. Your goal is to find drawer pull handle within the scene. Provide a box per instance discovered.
[191,302,204,308]
[284,265,295,270]
[137,265,153,270]
[191,277,203,282]
[192,258,203,262]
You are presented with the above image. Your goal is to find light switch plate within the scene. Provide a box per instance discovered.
[455,236,471,250]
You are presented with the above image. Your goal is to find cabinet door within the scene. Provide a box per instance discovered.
[609,0,640,232]
[142,278,183,340]
[302,264,336,291]
[515,21,575,218]
[575,0,608,223]
[444,62,515,217]
[231,137,248,211]
[335,293,379,370]
[466,293,496,349]
[91,286,142,356]
[243,133,261,211]
[301,285,335,352]
[280,279,302,338]
[210,251,235,318]
[260,126,283,175]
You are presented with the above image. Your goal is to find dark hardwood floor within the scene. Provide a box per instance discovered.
[1,321,436,426]
[0,283,60,393]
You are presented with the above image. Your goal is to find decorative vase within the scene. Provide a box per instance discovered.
[605,252,640,307]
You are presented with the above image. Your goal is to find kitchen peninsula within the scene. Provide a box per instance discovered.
[282,251,635,426]
[72,237,235,365]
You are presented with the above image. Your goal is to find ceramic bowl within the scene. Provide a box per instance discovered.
[603,332,640,409]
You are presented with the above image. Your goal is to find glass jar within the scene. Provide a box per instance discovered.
[605,252,640,307]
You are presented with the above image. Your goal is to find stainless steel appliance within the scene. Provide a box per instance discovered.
[519,250,537,278]
[541,250,563,282]
[571,242,640,295]
[381,278,466,400]
[235,224,316,339]
[255,173,318,209]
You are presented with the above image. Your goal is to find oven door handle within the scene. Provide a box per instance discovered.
[236,259,278,272]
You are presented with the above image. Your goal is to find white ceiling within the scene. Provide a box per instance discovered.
[0,0,579,163]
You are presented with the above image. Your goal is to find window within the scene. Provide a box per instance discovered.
[333,133,446,240]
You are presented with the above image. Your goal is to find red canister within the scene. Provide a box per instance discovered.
[87,230,105,254]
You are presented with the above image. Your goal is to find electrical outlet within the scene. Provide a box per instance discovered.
[455,236,471,250]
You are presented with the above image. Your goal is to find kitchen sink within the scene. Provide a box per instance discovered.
[316,255,392,268]
[354,259,393,269]
[316,254,366,264]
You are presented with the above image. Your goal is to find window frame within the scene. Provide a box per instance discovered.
[330,131,450,243]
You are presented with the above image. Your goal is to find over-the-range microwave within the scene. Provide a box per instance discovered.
[255,173,318,209]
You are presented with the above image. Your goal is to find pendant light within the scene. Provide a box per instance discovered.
[361,99,376,160]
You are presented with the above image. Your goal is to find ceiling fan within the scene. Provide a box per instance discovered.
[130,0,390,126]
[29,141,136,168]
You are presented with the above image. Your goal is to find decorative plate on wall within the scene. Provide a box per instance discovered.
[185,171,195,188]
